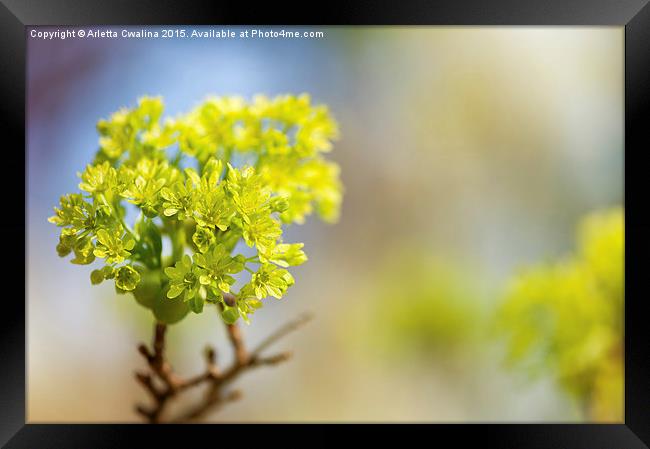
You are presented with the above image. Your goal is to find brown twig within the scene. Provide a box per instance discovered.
[134,301,312,423]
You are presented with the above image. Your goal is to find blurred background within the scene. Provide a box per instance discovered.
[27,26,623,422]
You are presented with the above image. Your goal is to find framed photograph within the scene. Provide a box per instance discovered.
[3,0,649,446]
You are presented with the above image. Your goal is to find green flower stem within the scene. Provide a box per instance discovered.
[122,220,138,242]
[171,150,183,167]
[110,201,138,242]
[169,221,186,265]
[77,229,91,240]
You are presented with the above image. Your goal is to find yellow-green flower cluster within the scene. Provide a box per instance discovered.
[496,208,623,421]
[169,94,342,224]
[49,95,342,325]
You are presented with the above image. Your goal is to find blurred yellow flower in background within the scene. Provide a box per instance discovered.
[496,207,623,421]
[346,248,489,365]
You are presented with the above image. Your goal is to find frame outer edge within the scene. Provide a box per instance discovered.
[625,1,650,446]
[2,0,648,447]
[0,1,27,446]
[1,0,649,25]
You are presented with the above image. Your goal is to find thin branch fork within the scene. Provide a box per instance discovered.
[135,297,312,423]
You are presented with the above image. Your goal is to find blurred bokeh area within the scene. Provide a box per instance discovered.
[27,26,623,422]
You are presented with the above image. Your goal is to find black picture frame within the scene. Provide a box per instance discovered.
[3,1,648,447]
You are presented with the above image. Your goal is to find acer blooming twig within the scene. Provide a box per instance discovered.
[48,94,341,422]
